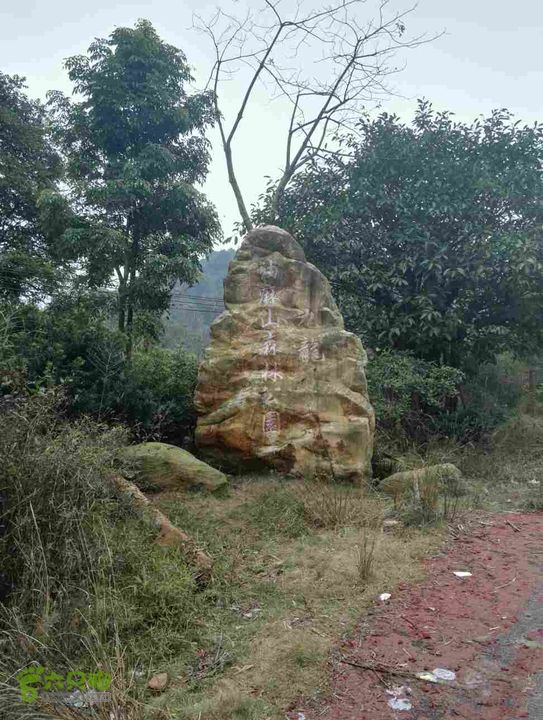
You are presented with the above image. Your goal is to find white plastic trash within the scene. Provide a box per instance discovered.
[388,697,412,711]
[453,571,472,578]
[416,671,438,683]
[379,592,392,602]
[386,686,412,711]
[432,668,456,682]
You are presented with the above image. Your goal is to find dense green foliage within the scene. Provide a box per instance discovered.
[0,73,62,301]
[261,102,543,370]
[0,22,216,440]
[45,20,220,343]
[1,300,198,439]
[123,343,198,439]
[367,351,463,434]
[366,350,530,443]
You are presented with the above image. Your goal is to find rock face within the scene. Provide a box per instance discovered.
[120,442,228,493]
[194,226,375,483]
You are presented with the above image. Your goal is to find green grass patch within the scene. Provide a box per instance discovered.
[244,486,308,538]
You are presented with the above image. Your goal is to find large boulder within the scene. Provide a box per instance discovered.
[194,225,375,483]
[120,442,228,493]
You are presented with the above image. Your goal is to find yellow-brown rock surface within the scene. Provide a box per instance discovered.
[194,226,375,482]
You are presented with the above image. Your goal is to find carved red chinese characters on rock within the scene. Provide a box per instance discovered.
[194,226,374,483]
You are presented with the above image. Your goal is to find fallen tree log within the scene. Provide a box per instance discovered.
[109,474,213,582]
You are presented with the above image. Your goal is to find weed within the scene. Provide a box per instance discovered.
[398,487,464,527]
[524,479,543,511]
[246,486,308,538]
[290,643,325,669]
[188,635,234,681]
[296,479,366,530]
[0,394,221,719]
[355,527,381,583]
[170,684,274,720]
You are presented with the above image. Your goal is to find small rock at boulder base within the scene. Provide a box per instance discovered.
[379,463,464,506]
[383,519,401,531]
[194,225,375,483]
[148,672,168,692]
[119,442,228,492]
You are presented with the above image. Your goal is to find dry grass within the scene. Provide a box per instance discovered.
[427,411,543,512]
[150,477,443,719]
[17,409,535,720]
[0,395,451,720]
[294,479,370,529]
[9,411,539,719]
[355,526,381,582]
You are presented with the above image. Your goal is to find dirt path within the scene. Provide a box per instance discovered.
[289,512,543,720]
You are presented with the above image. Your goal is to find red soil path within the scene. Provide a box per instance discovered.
[290,512,543,720]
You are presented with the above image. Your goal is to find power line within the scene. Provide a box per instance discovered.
[170,299,223,309]
[175,292,224,302]
[172,301,223,309]
[169,305,223,315]
[171,298,224,310]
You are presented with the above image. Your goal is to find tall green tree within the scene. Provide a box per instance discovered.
[0,73,62,301]
[47,20,220,346]
[262,102,543,370]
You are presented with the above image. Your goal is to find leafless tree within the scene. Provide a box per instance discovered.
[195,0,435,232]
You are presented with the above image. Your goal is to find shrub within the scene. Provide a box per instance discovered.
[1,301,199,440]
[355,526,381,583]
[0,391,126,625]
[295,480,377,530]
[428,354,531,441]
[123,345,198,441]
[366,350,534,444]
[0,393,212,718]
[367,351,464,441]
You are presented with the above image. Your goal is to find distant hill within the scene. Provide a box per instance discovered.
[163,248,235,356]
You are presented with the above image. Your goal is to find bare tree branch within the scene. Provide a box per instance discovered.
[194,0,440,230]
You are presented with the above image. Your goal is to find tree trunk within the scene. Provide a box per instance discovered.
[125,220,140,358]
[224,141,253,233]
[126,275,134,359]
[118,278,127,333]
[270,172,290,223]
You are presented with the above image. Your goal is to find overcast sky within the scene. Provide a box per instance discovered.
[1,0,541,242]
